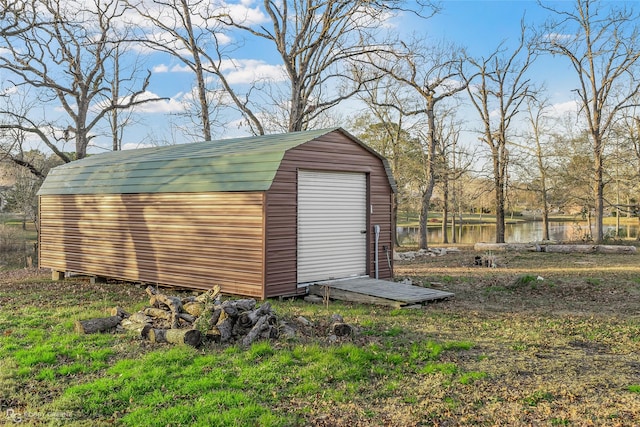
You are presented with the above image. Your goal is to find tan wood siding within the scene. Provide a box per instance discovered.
[39,192,265,297]
[264,133,394,297]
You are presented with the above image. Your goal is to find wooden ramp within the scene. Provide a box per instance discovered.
[308,277,454,308]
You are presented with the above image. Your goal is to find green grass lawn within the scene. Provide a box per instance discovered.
[1,248,640,425]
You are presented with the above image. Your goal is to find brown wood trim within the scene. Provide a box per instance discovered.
[261,192,267,300]
[365,172,371,277]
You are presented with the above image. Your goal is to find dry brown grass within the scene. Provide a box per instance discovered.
[387,248,640,426]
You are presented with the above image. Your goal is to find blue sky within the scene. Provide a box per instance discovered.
[27,0,632,153]
[426,1,576,98]
[114,1,576,148]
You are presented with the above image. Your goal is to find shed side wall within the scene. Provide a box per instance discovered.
[39,192,265,297]
[264,133,394,298]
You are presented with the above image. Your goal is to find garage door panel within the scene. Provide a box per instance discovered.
[297,170,367,283]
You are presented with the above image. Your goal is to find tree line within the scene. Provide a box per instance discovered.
[1,0,639,246]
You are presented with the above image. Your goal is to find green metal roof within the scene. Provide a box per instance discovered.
[38,128,396,195]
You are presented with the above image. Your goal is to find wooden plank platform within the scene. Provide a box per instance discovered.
[308,277,454,308]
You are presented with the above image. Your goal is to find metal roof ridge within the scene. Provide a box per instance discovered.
[57,128,341,169]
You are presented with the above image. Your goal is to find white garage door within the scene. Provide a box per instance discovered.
[297,170,367,284]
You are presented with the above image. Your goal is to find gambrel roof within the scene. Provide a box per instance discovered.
[38,128,396,195]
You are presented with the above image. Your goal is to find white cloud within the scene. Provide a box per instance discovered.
[219,59,287,84]
[122,0,267,31]
[434,77,465,93]
[169,64,192,73]
[104,91,189,114]
[2,85,18,95]
[152,63,192,73]
[152,64,170,73]
[121,142,156,150]
[134,93,188,114]
[550,100,578,116]
[151,58,287,85]
[545,33,573,43]
[222,0,268,26]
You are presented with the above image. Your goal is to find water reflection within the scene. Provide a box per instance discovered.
[397,221,640,245]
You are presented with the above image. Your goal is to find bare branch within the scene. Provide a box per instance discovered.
[462,20,537,243]
[1,0,164,160]
[537,0,640,241]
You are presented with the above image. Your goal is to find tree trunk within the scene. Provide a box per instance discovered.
[110,306,130,318]
[442,177,449,244]
[75,316,121,334]
[541,209,550,241]
[237,302,272,329]
[594,143,605,242]
[540,172,550,241]
[167,329,201,347]
[216,311,235,343]
[495,173,506,244]
[121,319,152,338]
[288,79,306,132]
[451,213,457,244]
[111,49,121,151]
[393,194,399,247]
[451,154,458,244]
[545,244,595,253]
[146,286,183,329]
[493,142,508,244]
[241,315,277,347]
[144,307,171,320]
[180,0,210,141]
[76,130,88,160]
[418,191,430,249]
[147,328,201,347]
[420,99,438,250]
[183,301,205,317]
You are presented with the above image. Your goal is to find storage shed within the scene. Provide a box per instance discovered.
[37,128,396,298]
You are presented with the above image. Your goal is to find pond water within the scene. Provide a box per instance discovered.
[397,221,640,245]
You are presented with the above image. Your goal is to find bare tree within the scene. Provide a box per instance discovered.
[552,131,596,237]
[0,146,60,229]
[217,0,436,135]
[462,24,536,243]
[513,97,557,241]
[351,76,423,245]
[0,0,161,164]
[444,131,477,244]
[0,0,40,37]
[364,39,467,249]
[609,109,640,238]
[435,113,472,244]
[538,0,640,242]
[627,113,640,238]
[106,42,153,151]
[0,90,69,174]
[124,0,224,141]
